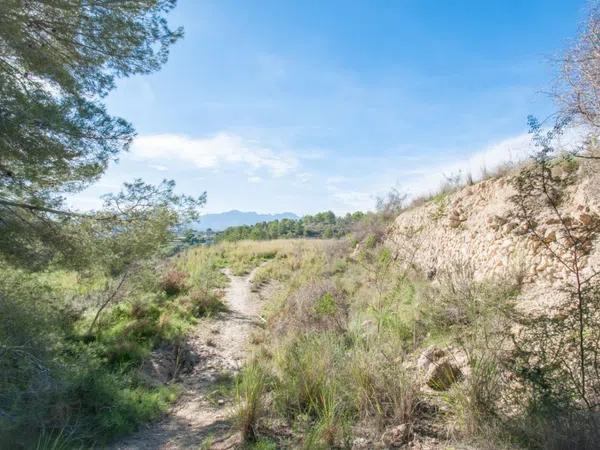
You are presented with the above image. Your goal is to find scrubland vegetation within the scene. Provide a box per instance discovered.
[3,0,600,449]
[0,247,225,447]
[225,178,600,449]
[218,239,542,448]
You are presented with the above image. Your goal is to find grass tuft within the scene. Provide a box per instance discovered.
[236,361,267,442]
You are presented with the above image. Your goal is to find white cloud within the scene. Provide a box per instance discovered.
[296,172,312,184]
[248,175,262,183]
[321,127,587,213]
[131,133,298,177]
[324,175,374,211]
[394,126,586,198]
[149,164,168,171]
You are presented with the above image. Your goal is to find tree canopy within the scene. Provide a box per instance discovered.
[0,0,196,269]
[0,0,182,206]
[215,211,366,242]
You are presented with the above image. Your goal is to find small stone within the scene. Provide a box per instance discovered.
[543,231,557,244]
[579,213,594,226]
[417,347,446,372]
[351,437,371,449]
[448,219,461,228]
[494,215,508,225]
[381,424,410,447]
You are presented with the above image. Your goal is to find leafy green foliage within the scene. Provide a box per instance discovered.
[0,0,181,199]
[0,1,213,446]
[0,1,193,271]
[510,118,600,412]
[0,263,180,446]
[0,241,234,446]
[216,211,365,242]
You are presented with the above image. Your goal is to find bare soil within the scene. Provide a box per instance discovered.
[111,268,262,450]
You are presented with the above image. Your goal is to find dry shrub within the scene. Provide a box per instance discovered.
[273,333,345,418]
[349,346,421,427]
[159,270,188,295]
[272,280,349,336]
[514,410,600,450]
[350,214,389,248]
[442,353,504,441]
[139,341,198,385]
[424,261,518,336]
[187,288,227,317]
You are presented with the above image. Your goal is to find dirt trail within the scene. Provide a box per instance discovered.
[111,268,262,450]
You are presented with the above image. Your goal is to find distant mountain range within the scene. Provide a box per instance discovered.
[194,210,299,231]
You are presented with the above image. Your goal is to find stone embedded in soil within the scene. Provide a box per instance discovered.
[381,423,411,447]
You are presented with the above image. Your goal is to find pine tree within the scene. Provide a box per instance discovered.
[0,0,183,266]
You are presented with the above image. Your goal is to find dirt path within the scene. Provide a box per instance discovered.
[111,268,262,450]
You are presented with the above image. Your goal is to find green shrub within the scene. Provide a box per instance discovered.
[34,429,72,450]
[274,333,345,418]
[245,437,278,449]
[314,292,337,316]
[272,281,348,336]
[441,353,503,439]
[68,367,175,440]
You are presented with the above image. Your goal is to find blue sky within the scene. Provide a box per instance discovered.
[71,0,588,214]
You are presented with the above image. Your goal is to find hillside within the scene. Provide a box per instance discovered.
[389,159,600,311]
[110,155,600,449]
[11,155,597,449]
[5,1,600,449]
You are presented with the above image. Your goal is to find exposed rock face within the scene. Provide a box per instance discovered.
[390,170,600,309]
[417,346,446,372]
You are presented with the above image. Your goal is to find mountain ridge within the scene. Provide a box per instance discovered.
[195,210,299,231]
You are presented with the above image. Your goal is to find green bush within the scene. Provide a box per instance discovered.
[0,263,189,446]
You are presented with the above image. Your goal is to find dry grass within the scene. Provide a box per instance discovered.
[159,270,188,295]
[271,280,349,336]
[170,207,597,449]
[235,361,267,442]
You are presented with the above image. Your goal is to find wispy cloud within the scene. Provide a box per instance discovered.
[392,126,586,198]
[131,133,299,177]
[149,164,169,171]
[320,127,587,213]
[325,175,375,211]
